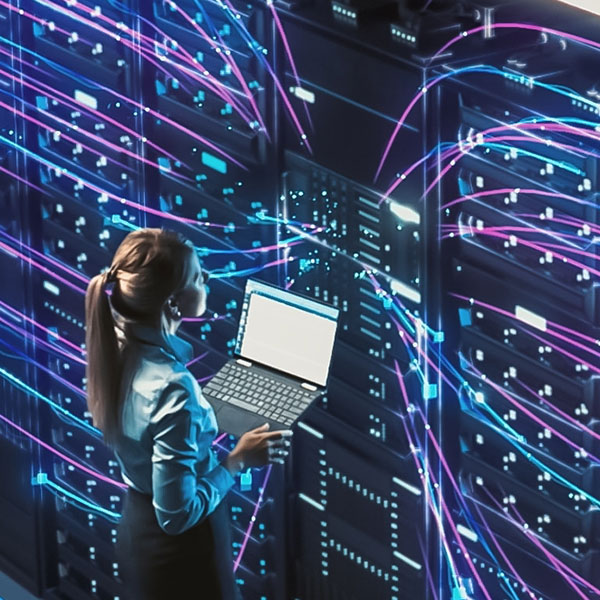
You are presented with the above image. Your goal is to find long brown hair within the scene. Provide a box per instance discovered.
[85,228,194,446]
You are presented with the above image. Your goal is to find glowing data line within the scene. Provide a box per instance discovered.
[0,239,87,295]
[0,366,98,435]
[444,226,600,280]
[217,0,312,152]
[394,362,494,600]
[0,298,83,356]
[1,413,125,488]
[32,472,122,521]
[0,229,90,285]
[376,61,600,182]
[233,465,272,572]
[31,0,256,128]
[266,0,314,131]
[441,188,598,213]
[0,335,85,398]
[0,312,85,366]
[0,163,47,195]
[432,22,600,65]
[171,0,267,134]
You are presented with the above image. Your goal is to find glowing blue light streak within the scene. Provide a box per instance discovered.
[32,472,121,522]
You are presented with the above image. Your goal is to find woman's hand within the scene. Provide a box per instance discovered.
[224,423,292,476]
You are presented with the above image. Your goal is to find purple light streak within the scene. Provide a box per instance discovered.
[0,298,84,356]
[0,230,90,285]
[484,486,599,599]
[185,351,209,368]
[516,213,600,236]
[0,412,127,489]
[0,312,85,365]
[267,0,314,131]
[515,378,600,443]
[432,23,600,64]
[394,361,493,600]
[424,134,600,200]
[441,188,592,212]
[467,363,600,465]
[444,226,600,279]
[0,240,87,295]
[233,465,272,572]
[0,164,47,195]
[450,294,600,371]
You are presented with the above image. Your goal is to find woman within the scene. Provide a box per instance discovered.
[84,228,291,600]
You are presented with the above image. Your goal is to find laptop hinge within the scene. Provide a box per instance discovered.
[301,382,317,391]
[236,359,252,367]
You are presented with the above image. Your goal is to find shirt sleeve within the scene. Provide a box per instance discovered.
[149,375,236,535]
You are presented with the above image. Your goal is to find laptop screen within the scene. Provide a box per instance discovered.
[235,279,339,387]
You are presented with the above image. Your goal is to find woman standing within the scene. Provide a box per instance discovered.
[84,228,291,599]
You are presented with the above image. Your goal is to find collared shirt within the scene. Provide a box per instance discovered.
[111,316,235,535]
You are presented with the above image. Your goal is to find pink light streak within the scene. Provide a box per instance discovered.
[394,361,493,600]
[267,0,314,131]
[0,298,84,356]
[33,0,256,131]
[467,363,600,465]
[185,351,209,368]
[450,294,600,370]
[233,465,272,572]
[0,412,126,489]
[0,230,90,285]
[0,312,85,365]
[443,226,600,279]
[423,134,600,200]
[376,21,600,183]
[432,23,600,64]
[515,378,600,443]
[441,188,593,212]
[0,163,47,195]
[484,486,599,599]
[0,240,87,295]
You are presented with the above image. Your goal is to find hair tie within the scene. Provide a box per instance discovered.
[102,266,118,287]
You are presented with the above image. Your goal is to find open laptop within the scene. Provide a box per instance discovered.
[202,279,340,437]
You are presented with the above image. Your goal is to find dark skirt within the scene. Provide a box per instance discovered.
[116,487,242,600]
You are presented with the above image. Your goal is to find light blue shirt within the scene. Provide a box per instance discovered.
[112,317,235,535]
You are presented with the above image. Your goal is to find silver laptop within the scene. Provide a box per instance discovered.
[203,279,339,437]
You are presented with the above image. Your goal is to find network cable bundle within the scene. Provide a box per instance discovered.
[0,0,598,599]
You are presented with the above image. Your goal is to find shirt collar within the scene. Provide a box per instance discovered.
[111,304,193,365]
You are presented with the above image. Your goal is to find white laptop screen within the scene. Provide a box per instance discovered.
[235,279,339,387]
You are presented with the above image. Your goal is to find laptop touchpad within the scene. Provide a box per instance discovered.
[216,403,266,437]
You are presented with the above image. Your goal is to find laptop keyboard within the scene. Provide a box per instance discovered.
[204,362,316,427]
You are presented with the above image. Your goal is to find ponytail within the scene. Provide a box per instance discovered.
[85,228,195,447]
[85,271,122,446]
